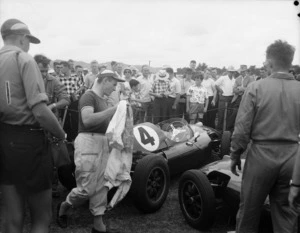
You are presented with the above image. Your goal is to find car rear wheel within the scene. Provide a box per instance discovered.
[131,154,170,213]
[178,170,216,230]
[220,131,231,158]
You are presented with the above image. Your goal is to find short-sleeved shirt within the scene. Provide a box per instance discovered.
[136,75,155,102]
[151,79,170,95]
[214,75,235,96]
[59,74,80,96]
[0,45,48,125]
[202,78,215,97]
[168,77,181,98]
[187,85,208,104]
[78,90,110,134]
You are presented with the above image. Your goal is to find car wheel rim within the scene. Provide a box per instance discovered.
[181,180,202,220]
[146,167,166,202]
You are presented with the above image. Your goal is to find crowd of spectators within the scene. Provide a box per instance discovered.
[43,57,281,134]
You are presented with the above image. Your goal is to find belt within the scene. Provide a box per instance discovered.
[0,123,43,133]
[252,139,298,145]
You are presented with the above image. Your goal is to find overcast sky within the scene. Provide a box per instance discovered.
[0,0,299,69]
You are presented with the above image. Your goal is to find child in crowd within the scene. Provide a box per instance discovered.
[129,79,144,124]
[186,73,208,124]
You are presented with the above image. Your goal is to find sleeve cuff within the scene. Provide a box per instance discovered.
[28,93,48,109]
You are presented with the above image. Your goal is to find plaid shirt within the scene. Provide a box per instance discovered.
[59,74,81,96]
[151,79,170,95]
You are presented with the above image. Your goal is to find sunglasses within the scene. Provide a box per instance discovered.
[124,71,131,74]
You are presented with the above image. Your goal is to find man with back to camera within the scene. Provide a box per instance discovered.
[230,40,300,233]
[0,18,65,233]
[57,70,124,233]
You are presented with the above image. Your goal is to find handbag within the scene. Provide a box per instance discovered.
[48,137,71,168]
[48,106,71,168]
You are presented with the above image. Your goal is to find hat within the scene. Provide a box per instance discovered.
[98,70,125,82]
[238,65,248,72]
[227,66,236,72]
[1,19,40,44]
[157,70,169,80]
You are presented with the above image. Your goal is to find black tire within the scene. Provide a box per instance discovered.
[178,170,216,230]
[131,154,170,213]
[57,163,76,190]
[220,131,231,158]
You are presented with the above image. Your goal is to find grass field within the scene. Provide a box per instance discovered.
[0,176,237,233]
[0,171,274,233]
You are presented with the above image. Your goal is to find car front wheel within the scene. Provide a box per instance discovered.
[131,154,170,213]
[178,170,216,230]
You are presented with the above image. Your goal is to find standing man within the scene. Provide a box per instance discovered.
[178,68,195,122]
[53,60,63,77]
[149,70,170,124]
[68,59,76,74]
[189,60,197,72]
[109,61,122,106]
[230,40,300,233]
[214,66,236,132]
[0,18,65,233]
[59,61,81,101]
[166,67,181,119]
[202,69,217,128]
[57,70,123,233]
[227,65,254,132]
[136,65,155,122]
[84,60,99,89]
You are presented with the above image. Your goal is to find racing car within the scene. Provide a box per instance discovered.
[58,118,231,213]
[178,155,272,231]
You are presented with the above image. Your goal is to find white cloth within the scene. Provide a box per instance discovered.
[214,75,235,96]
[104,100,134,208]
[202,78,215,97]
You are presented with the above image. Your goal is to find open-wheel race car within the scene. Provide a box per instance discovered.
[178,155,272,231]
[58,118,231,213]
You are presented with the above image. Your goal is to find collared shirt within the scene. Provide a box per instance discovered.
[151,78,170,95]
[59,74,80,96]
[187,84,208,104]
[136,74,155,102]
[214,75,235,96]
[84,72,98,89]
[43,74,70,105]
[202,78,215,97]
[168,77,181,98]
[231,73,300,156]
[0,45,48,125]
[179,78,195,95]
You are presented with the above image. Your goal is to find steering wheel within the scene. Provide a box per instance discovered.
[165,122,189,142]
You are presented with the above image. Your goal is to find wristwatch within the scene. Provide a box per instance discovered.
[290,180,300,187]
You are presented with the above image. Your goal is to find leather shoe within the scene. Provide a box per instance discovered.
[91,226,120,233]
[56,202,68,228]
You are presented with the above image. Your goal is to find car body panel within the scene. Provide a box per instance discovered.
[201,155,269,206]
[132,118,216,176]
